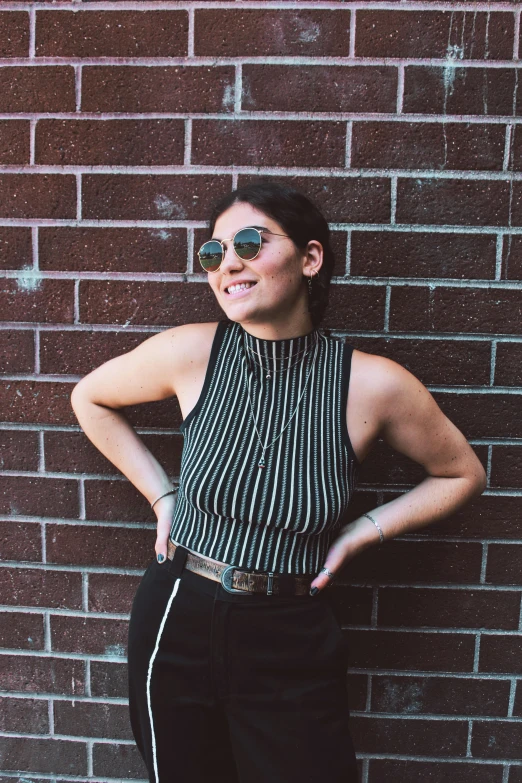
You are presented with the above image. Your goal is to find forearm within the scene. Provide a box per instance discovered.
[70,391,173,504]
[340,473,485,555]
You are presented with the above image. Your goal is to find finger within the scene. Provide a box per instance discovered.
[155,517,171,563]
[309,570,335,594]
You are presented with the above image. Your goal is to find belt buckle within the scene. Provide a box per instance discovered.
[220,565,253,595]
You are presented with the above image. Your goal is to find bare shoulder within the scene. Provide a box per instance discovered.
[347,347,429,462]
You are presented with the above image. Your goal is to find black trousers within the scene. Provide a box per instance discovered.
[127,545,359,783]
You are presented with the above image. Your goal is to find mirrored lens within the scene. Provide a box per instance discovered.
[233,228,262,260]
[198,240,223,272]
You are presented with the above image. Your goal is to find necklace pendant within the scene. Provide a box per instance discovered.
[258,456,266,469]
[266,372,271,379]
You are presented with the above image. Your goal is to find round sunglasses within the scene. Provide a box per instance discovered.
[197,227,291,273]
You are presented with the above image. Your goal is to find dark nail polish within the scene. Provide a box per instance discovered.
[157,553,165,563]
[310,586,319,596]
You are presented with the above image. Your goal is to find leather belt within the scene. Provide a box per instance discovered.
[167,540,311,596]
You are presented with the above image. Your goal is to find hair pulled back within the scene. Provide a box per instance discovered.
[206,180,335,329]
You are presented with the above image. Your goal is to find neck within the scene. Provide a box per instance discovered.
[236,316,316,342]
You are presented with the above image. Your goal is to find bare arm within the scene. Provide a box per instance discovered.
[70,323,205,560]
[311,353,487,591]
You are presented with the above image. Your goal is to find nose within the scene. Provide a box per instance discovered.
[220,240,243,272]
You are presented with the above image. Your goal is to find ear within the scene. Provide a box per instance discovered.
[302,239,323,277]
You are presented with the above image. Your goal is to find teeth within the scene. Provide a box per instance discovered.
[227,282,255,294]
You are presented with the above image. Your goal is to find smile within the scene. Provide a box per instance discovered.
[225,282,258,298]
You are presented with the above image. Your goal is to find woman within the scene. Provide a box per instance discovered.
[71,181,486,782]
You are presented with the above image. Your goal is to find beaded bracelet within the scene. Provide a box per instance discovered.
[361,512,385,545]
[150,488,176,510]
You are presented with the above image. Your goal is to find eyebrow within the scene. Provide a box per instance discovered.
[211,225,271,241]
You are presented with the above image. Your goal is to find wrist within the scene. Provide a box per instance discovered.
[340,515,384,552]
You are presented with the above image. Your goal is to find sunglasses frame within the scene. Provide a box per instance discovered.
[197,226,291,273]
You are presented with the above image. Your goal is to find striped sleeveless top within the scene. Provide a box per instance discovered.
[168,318,360,575]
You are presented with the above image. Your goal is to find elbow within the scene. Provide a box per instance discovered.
[471,464,487,498]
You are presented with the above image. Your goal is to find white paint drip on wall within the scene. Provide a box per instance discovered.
[15,266,43,292]
[222,83,234,111]
[153,194,186,220]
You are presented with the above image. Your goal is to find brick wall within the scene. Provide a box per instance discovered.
[0,2,521,781]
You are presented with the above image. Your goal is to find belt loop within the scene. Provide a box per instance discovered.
[168,544,188,579]
[267,572,274,596]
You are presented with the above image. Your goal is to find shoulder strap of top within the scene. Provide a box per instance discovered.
[179,319,230,433]
[340,341,360,467]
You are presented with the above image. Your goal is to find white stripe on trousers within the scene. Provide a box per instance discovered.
[146,576,181,783]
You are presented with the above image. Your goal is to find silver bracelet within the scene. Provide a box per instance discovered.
[361,512,385,545]
[150,488,176,510]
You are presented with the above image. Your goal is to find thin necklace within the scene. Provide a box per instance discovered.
[243,330,319,379]
[242,333,320,469]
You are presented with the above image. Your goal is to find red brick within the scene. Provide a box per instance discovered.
[0,476,78,518]
[356,438,434,486]
[54,701,133,740]
[40,330,146,375]
[84,479,159,523]
[378,587,520,630]
[352,714,467,755]
[481,635,522,674]
[0,380,76,426]
[0,279,74,323]
[51,615,129,656]
[36,119,185,166]
[371,674,510,716]
[389,286,522,335]
[0,611,44,650]
[322,284,386,332]
[0,521,42,563]
[486,544,522,586]
[396,179,510,226]
[502,235,522,280]
[352,122,505,172]
[418,495,522,541]
[88,573,141,614]
[82,174,231,221]
[0,121,29,164]
[0,738,86,775]
[0,654,84,695]
[39,226,187,274]
[495,343,522,386]
[351,231,496,279]
[0,227,31,271]
[349,336,491,386]
[46,523,153,569]
[0,696,48,733]
[0,175,76,220]
[433,391,522,439]
[93,742,147,779]
[36,10,188,57]
[0,568,82,610]
[471,720,522,759]
[356,11,513,59]
[90,661,128,698]
[348,628,475,671]
[195,9,350,56]
[404,66,517,116]
[368,759,503,783]
[238,174,391,224]
[82,66,235,113]
[243,65,396,113]
[347,541,483,586]
[192,120,346,168]
[490,446,522,489]
[79,279,221,327]
[0,12,29,57]
[0,67,75,113]
[0,430,38,471]
[45,431,182,478]
[0,330,34,373]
